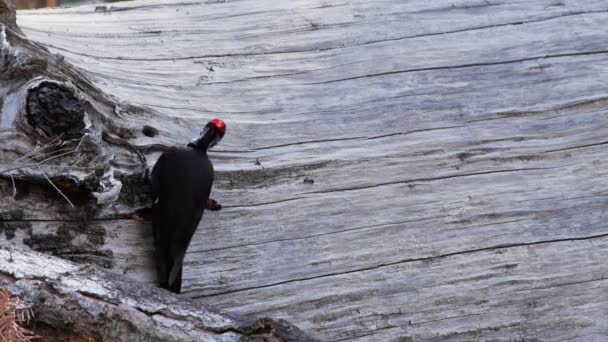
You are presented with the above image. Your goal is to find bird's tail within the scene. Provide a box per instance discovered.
[154,241,183,294]
[167,260,183,294]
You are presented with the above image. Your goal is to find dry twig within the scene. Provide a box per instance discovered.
[11,134,64,165]
[36,165,75,208]
[9,174,16,199]
[1,137,85,207]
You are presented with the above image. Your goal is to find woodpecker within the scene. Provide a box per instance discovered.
[150,118,226,293]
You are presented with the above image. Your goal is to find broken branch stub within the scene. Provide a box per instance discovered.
[0,0,171,285]
[0,8,148,211]
[1,0,148,276]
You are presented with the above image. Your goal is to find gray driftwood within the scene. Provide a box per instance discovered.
[2,0,608,340]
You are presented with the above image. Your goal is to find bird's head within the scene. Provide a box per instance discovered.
[188,118,226,150]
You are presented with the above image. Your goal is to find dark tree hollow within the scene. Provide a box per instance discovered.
[26,81,85,140]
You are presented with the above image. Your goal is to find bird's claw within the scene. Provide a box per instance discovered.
[131,207,154,222]
[207,199,222,211]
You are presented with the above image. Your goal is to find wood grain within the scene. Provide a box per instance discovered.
[0,246,314,341]
[10,0,608,340]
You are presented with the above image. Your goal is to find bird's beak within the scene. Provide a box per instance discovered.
[206,124,225,149]
[188,126,223,149]
[209,132,222,148]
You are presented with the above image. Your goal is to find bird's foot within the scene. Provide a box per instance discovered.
[131,207,154,222]
[206,198,222,211]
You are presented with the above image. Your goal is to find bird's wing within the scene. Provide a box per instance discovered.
[150,151,167,202]
[150,150,171,288]
[166,174,209,292]
[166,206,204,293]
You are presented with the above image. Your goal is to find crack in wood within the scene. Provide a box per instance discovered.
[190,215,448,254]
[26,9,608,62]
[193,233,608,298]
[466,95,608,124]
[251,136,365,151]
[544,140,608,153]
[222,197,305,209]
[510,276,608,293]
[307,49,608,85]
[304,166,564,195]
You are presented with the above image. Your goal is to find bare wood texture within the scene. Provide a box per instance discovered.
[0,0,314,339]
[8,0,608,340]
[0,246,313,341]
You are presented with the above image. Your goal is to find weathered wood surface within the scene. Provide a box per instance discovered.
[0,246,313,341]
[8,0,608,340]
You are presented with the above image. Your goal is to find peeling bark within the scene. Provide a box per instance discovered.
[0,247,313,341]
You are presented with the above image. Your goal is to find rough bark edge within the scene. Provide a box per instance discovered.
[0,246,314,341]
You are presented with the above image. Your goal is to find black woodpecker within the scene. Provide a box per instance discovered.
[150,118,226,294]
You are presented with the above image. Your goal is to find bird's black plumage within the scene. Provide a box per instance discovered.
[150,119,225,294]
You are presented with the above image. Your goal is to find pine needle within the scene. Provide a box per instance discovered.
[0,289,38,342]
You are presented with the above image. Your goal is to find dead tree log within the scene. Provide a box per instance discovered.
[4,0,608,340]
[0,246,312,341]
